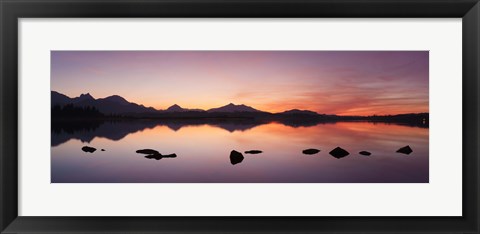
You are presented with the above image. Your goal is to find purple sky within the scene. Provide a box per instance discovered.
[51,51,428,115]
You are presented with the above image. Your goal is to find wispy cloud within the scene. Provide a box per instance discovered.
[51,51,428,115]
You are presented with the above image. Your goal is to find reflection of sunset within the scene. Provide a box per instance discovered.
[52,121,428,183]
[115,121,427,155]
[52,51,428,116]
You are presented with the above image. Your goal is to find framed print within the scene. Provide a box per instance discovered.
[1,0,479,233]
[49,50,430,183]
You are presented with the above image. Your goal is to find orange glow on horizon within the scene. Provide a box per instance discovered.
[52,51,429,117]
[121,99,428,116]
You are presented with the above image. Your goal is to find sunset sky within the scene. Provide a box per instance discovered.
[51,51,428,116]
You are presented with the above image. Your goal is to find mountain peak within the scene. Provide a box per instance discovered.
[75,93,95,102]
[51,90,159,114]
[52,90,66,96]
[281,109,319,115]
[80,93,93,98]
[103,95,129,104]
[166,104,186,112]
[51,90,72,106]
[207,103,259,113]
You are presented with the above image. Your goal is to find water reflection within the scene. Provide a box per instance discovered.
[51,120,428,183]
[51,119,427,147]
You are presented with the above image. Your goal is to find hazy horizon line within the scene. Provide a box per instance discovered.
[52,90,429,117]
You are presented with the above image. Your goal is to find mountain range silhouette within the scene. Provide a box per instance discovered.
[52,90,429,124]
[207,103,260,113]
[52,91,345,116]
[52,91,267,115]
[51,91,429,146]
[52,90,429,119]
[52,91,158,115]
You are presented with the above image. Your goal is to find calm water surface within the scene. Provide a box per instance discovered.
[51,121,428,183]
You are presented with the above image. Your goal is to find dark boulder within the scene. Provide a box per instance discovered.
[245,150,262,154]
[230,150,244,165]
[81,146,96,153]
[162,153,177,158]
[329,147,349,159]
[101,149,105,151]
[359,151,371,156]
[145,154,163,160]
[145,153,177,160]
[302,148,320,155]
[136,149,160,155]
[396,145,413,155]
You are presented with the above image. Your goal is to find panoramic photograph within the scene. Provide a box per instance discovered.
[51,51,429,183]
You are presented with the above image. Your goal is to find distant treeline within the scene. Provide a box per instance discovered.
[337,113,429,128]
[364,113,429,124]
[51,104,428,128]
[51,104,108,120]
[52,104,127,119]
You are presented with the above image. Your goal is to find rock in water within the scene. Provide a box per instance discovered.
[81,146,96,153]
[136,149,160,155]
[302,148,320,155]
[245,150,262,154]
[101,149,105,151]
[396,145,413,155]
[230,150,244,165]
[145,154,163,160]
[144,153,177,160]
[329,147,349,159]
[359,151,371,156]
[162,153,177,158]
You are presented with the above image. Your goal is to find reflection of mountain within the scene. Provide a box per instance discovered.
[51,120,161,146]
[52,118,275,146]
[52,113,429,147]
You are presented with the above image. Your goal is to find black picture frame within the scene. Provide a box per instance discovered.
[1,0,479,233]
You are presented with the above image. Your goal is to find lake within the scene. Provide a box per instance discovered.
[51,120,428,183]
